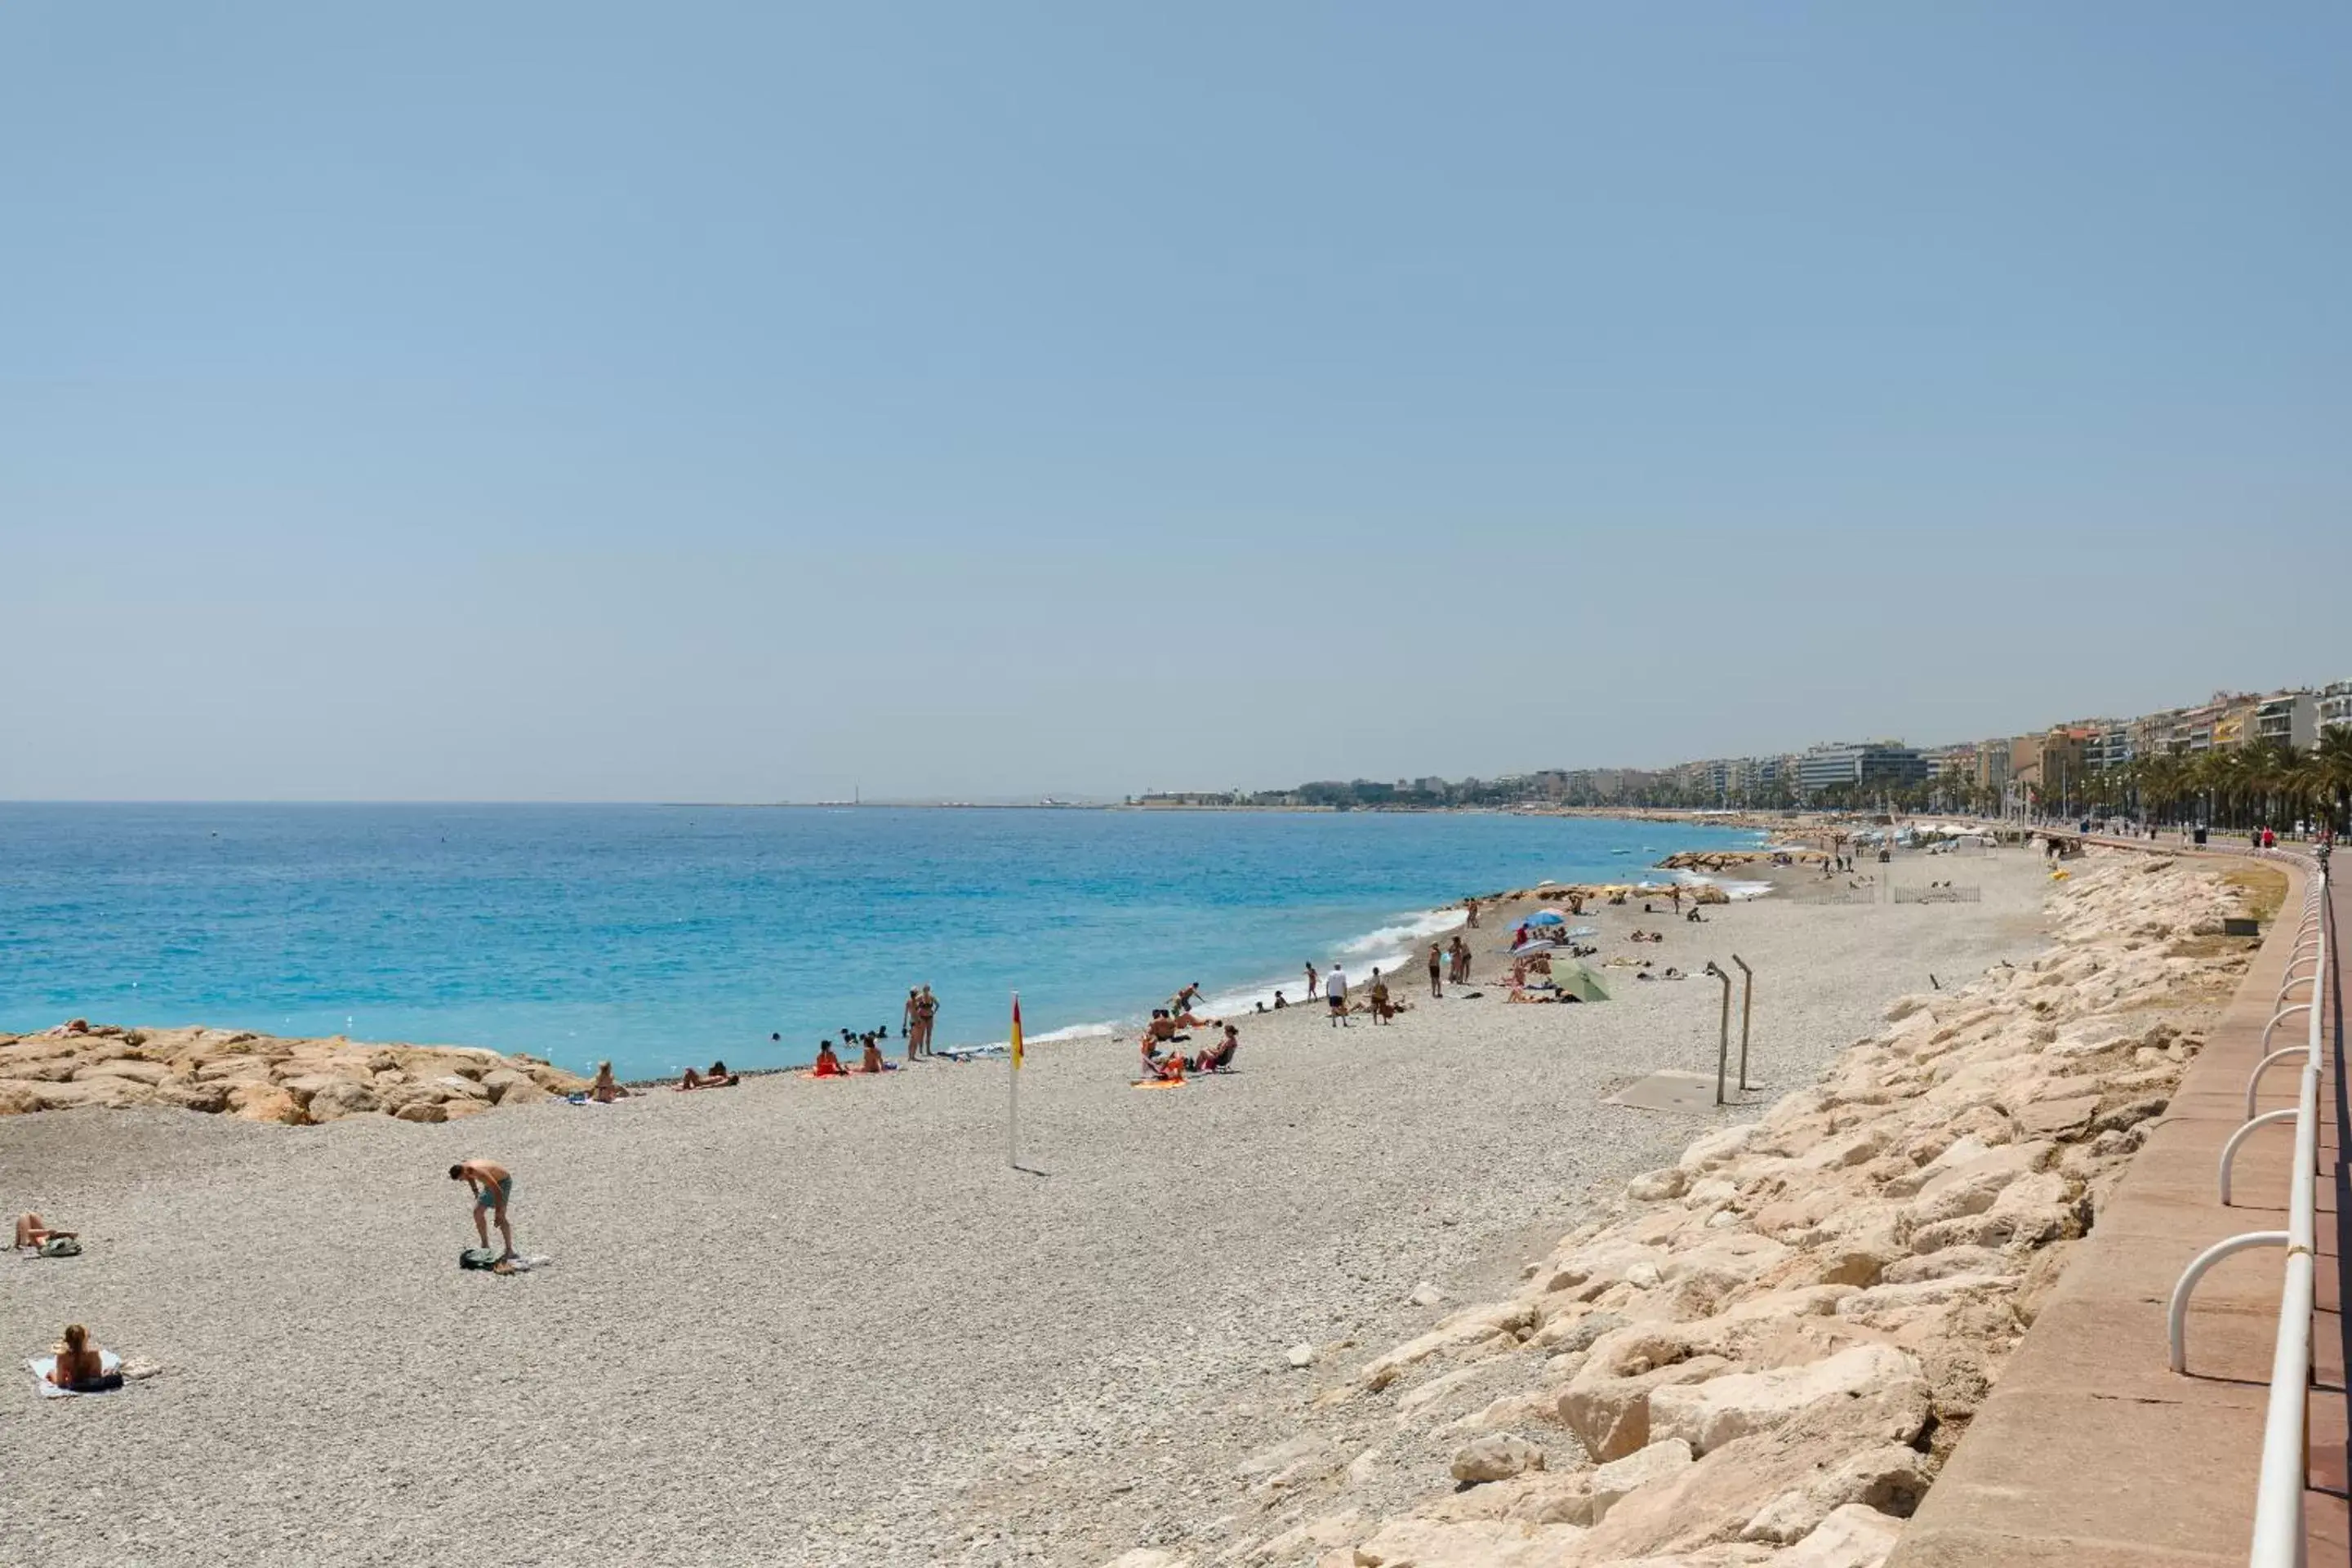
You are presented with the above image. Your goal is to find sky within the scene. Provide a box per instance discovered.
[3,3,2347,802]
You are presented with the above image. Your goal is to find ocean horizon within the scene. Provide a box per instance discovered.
[0,804,1762,1080]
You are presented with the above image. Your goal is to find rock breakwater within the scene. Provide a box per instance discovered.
[0,1021,587,1124]
[1111,851,2263,1568]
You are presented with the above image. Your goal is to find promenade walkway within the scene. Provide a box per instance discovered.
[1889,845,2346,1566]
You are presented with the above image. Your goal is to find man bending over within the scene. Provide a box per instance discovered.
[450,1159,517,1263]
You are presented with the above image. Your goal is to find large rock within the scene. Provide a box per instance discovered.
[228,1083,306,1125]
[1587,1437,1694,1521]
[1777,1503,1903,1568]
[1557,1326,1732,1462]
[1348,1517,1584,1566]
[305,1081,383,1121]
[1650,1344,1921,1455]
[1571,1379,1929,1561]
[1450,1434,1544,1485]
[74,1058,170,1085]
[1740,1443,1931,1543]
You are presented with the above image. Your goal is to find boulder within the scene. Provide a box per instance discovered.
[305,1081,383,1122]
[154,1080,232,1114]
[1587,1437,1695,1521]
[1650,1344,1921,1455]
[391,1099,449,1125]
[1418,1472,1596,1527]
[483,1069,553,1106]
[1571,1379,1929,1561]
[228,1083,306,1125]
[1349,1517,1584,1567]
[0,1080,47,1116]
[1557,1340,1732,1462]
[1628,1166,1689,1201]
[1777,1503,1903,1568]
[74,1058,169,1085]
[1740,1444,1931,1544]
[1450,1434,1544,1485]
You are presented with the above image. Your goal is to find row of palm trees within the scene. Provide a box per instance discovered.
[2082,728,2352,833]
[1903,727,2352,834]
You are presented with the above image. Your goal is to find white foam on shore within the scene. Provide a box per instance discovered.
[1666,867,1775,901]
[1192,906,1470,1019]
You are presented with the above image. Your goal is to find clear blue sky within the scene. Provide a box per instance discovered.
[4,3,2345,801]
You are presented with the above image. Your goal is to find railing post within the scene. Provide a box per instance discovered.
[1731,954,1755,1092]
[1704,960,1731,1105]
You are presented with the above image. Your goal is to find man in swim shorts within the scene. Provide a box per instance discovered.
[450,1159,517,1262]
[1325,964,1348,1026]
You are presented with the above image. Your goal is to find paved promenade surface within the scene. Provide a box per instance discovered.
[1890,846,2346,1567]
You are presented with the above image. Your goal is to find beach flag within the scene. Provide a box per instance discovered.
[1010,994,1024,1070]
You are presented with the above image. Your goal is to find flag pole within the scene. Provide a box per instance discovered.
[1008,991,1022,1169]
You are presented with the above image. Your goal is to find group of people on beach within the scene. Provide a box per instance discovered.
[17,1214,117,1393]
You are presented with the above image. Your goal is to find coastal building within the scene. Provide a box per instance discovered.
[2084,724,2133,774]
[1973,740,2011,795]
[2253,692,2317,751]
[2319,681,2352,731]
[1795,741,1929,799]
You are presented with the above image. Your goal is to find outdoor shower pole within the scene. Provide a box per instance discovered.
[1731,955,1754,1092]
[1704,961,1731,1105]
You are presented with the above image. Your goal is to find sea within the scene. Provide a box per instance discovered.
[0,804,1763,1080]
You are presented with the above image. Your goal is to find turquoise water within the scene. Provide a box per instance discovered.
[0,805,1758,1079]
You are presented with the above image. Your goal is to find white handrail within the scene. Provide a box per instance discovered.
[2247,850,2328,1567]
[2166,847,2328,1566]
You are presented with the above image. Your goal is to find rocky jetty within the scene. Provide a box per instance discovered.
[0,1021,586,1124]
[1110,852,2263,1568]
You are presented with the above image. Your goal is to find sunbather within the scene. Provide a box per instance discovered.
[1196,1023,1240,1071]
[14,1214,74,1250]
[47,1325,118,1392]
[586,1062,629,1102]
[1139,1037,1186,1082]
[812,1041,849,1077]
[858,1038,889,1074]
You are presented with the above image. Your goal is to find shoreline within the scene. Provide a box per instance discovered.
[2,810,1784,1085]
[3,837,2075,1568]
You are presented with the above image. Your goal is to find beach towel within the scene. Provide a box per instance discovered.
[27,1351,121,1399]
[462,1250,552,1274]
[1131,1079,1186,1090]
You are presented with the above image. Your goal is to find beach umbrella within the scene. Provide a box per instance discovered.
[1526,911,1566,926]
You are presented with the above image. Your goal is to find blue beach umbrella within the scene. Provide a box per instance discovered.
[1526,910,1566,926]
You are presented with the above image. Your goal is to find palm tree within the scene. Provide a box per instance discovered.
[2316,724,2352,834]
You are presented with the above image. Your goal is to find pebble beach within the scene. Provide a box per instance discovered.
[4,847,2081,1567]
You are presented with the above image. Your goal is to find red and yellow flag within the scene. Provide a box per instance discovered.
[1009,994,1024,1071]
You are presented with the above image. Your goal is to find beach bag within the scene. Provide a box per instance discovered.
[38,1237,81,1258]
[458,1247,499,1270]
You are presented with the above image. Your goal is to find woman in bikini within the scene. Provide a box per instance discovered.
[48,1324,118,1392]
[586,1062,629,1102]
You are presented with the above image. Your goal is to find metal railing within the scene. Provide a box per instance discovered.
[2164,844,2331,1567]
